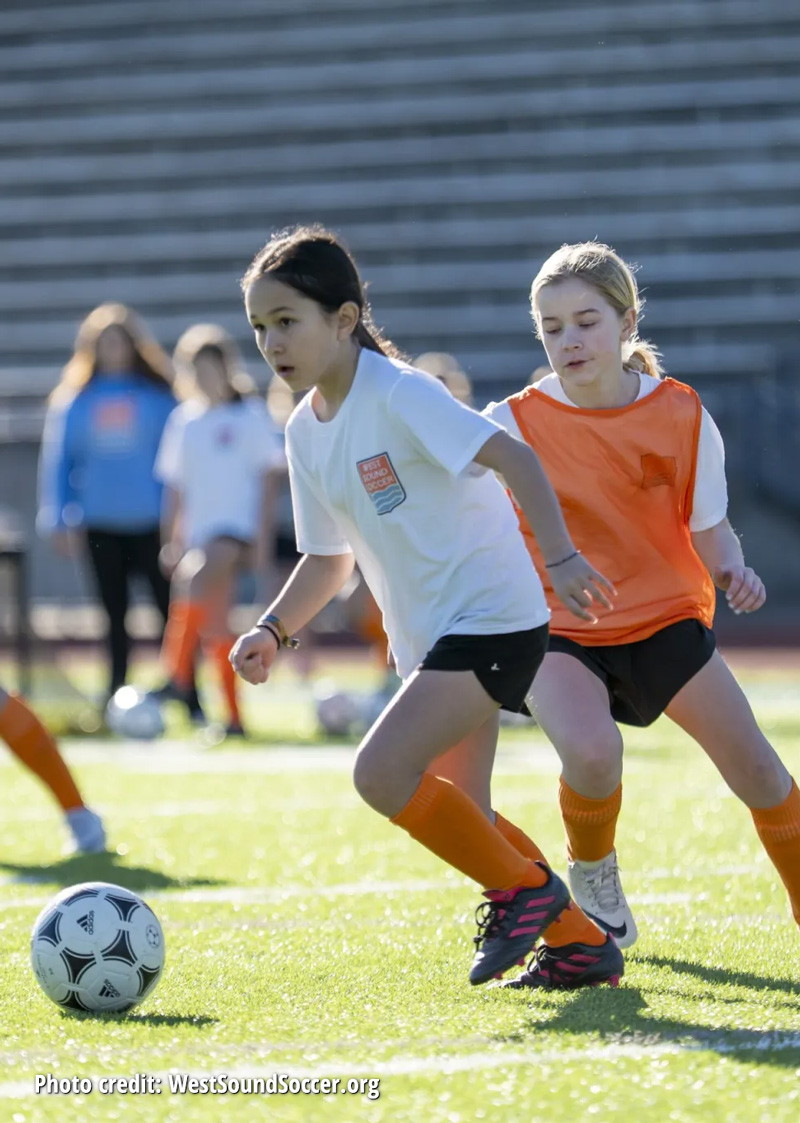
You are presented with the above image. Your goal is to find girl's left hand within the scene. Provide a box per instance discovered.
[548,552,616,623]
[714,565,766,614]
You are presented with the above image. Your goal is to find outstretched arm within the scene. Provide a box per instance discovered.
[474,431,614,622]
[230,552,355,683]
[691,517,765,614]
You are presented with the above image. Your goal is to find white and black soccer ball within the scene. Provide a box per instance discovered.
[314,687,362,737]
[30,882,165,1013]
[105,687,165,741]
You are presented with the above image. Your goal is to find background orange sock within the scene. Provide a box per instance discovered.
[751,778,800,927]
[560,778,622,862]
[161,600,205,691]
[392,773,547,891]
[0,695,83,812]
[494,811,606,947]
[206,636,241,727]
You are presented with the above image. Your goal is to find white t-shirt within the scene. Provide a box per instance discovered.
[285,349,549,678]
[156,399,285,548]
[484,373,728,533]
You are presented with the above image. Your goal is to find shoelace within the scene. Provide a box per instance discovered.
[473,900,507,948]
[582,862,623,912]
[523,943,575,985]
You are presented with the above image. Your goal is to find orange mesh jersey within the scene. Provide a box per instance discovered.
[508,377,717,645]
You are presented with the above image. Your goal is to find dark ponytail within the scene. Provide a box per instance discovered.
[241,224,405,360]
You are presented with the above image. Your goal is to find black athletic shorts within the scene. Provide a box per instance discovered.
[275,532,302,563]
[419,624,549,714]
[548,618,716,727]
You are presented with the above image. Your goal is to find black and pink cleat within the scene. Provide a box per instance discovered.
[469,864,570,986]
[501,933,624,990]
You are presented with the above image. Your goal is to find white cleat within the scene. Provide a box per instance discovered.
[568,849,638,949]
[64,806,107,855]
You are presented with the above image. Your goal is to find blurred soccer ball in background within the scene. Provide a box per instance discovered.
[30,881,165,1013]
[314,684,362,737]
[105,687,165,741]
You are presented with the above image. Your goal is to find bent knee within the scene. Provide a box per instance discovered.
[352,746,386,809]
[727,752,791,806]
[557,728,623,791]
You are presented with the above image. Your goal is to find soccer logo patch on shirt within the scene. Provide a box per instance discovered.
[357,453,406,515]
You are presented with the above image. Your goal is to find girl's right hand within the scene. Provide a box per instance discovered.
[547,552,616,623]
[229,627,280,684]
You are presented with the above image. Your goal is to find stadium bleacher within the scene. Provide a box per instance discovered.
[0,0,798,605]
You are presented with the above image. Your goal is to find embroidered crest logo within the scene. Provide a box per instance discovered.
[357,453,406,515]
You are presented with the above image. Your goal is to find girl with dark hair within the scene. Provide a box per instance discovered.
[38,304,177,703]
[230,225,624,989]
[155,324,283,736]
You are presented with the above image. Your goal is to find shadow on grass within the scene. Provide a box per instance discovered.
[59,1010,218,1027]
[121,1013,218,1027]
[497,982,800,1069]
[632,953,800,998]
[0,851,225,892]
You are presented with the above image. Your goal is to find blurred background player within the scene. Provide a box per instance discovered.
[0,683,105,853]
[414,351,475,405]
[486,242,800,954]
[154,324,284,736]
[37,304,177,707]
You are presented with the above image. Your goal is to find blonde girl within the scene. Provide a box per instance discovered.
[484,242,799,968]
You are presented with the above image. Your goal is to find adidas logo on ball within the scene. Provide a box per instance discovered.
[76,912,94,935]
[98,980,121,999]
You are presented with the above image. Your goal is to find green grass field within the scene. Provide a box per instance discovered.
[1,652,799,1122]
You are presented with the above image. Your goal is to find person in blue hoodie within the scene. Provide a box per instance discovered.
[38,303,179,703]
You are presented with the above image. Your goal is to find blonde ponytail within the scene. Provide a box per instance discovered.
[624,338,664,379]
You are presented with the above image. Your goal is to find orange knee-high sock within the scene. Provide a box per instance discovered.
[161,600,204,691]
[751,779,800,927]
[392,773,547,891]
[0,695,83,812]
[493,812,548,864]
[494,811,606,947]
[559,778,622,862]
[206,636,240,726]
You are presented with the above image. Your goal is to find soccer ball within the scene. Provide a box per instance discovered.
[105,687,165,740]
[30,882,165,1013]
[314,687,362,737]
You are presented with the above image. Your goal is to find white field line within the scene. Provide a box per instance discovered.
[644,863,766,880]
[0,877,459,911]
[3,1033,800,1098]
[0,740,749,781]
[0,877,754,912]
[0,798,366,822]
[0,742,616,777]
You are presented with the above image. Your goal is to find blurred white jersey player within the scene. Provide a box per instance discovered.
[155,325,284,735]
